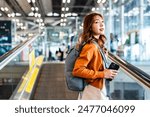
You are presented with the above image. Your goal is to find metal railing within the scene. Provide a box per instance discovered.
[0,35,39,70]
[108,52,150,90]
[0,34,44,100]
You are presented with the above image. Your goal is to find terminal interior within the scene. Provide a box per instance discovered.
[0,0,150,100]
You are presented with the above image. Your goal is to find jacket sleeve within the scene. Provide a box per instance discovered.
[72,43,104,79]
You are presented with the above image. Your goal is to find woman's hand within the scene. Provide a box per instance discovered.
[103,69,118,80]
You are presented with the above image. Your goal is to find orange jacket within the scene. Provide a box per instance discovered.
[72,41,105,89]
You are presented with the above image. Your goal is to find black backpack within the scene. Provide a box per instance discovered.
[65,42,87,91]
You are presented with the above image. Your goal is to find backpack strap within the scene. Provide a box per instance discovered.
[91,40,108,68]
[91,40,110,98]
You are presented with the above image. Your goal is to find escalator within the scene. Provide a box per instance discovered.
[33,62,78,100]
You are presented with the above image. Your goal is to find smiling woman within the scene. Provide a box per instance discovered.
[72,12,118,100]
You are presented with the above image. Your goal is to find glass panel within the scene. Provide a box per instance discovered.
[0,35,43,99]
[109,68,148,100]
[103,0,150,62]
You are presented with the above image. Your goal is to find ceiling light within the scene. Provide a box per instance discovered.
[65,14,68,17]
[67,0,70,3]
[66,7,69,11]
[20,23,23,26]
[28,12,34,16]
[27,0,31,3]
[53,13,59,16]
[97,0,106,4]
[35,7,38,11]
[1,7,4,11]
[66,13,71,16]
[11,13,15,17]
[103,7,106,10]
[7,14,11,17]
[101,0,106,3]
[71,13,78,16]
[36,19,40,22]
[47,12,53,16]
[39,19,43,22]
[97,0,101,4]
[113,0,118,3]
[41,23,44,26]
[61,14,64,17]
[4,7,8,11]
[15,19,19,22]
[31,7,34,11]
[34,13,38,17]
[92,7,96,11]
[15,13,22,16]
[62,7,65,11]
[96,8,99,10]
[32,0,35,3]
[63,18,67,22]
[38,13,41,17]
[60,23,66,26]
[63,0,66,3]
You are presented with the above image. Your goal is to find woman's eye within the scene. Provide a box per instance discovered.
[95,21,99,23]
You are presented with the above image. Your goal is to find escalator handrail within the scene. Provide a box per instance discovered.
[108,52,150,89]
[0,34,40,70]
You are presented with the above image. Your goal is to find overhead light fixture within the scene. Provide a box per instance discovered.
[62,0,70,3]
[35,7,38,11]
[27,0,31,3]
[47,12,59,16]
[15,13,22,16]
[1,7,4,11]
[113,0,118,3]
[31,7,34,11]
[34,13,38,17]
[1,7,9,11]
[97,0,101,4]
[66,13,71,16]
[28,12,34,16]
[61,14,65,17]
[60,23,66,26]
[47,12,53,16]
[4,7,8,11]
[32,0,35,3]
[62,7,65,11]
[97,0,106,4]
[63,0,66,3]
[36,19,43,23]
[11,13,15,17]
[92,7,96,11]
[53,13,59,16]
[66,7,69,11]
[64,18,67,22]
[38,13,41,17]
[102,0,106,3]
[71,13,78,16]
[61,19,64,22]
[67,0,70,3]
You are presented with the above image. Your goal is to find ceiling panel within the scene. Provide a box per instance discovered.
[0,0,109,26]
[16,0,31,14]
[42,0,53,14]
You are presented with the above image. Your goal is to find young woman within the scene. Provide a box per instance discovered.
[72,12,118,100]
